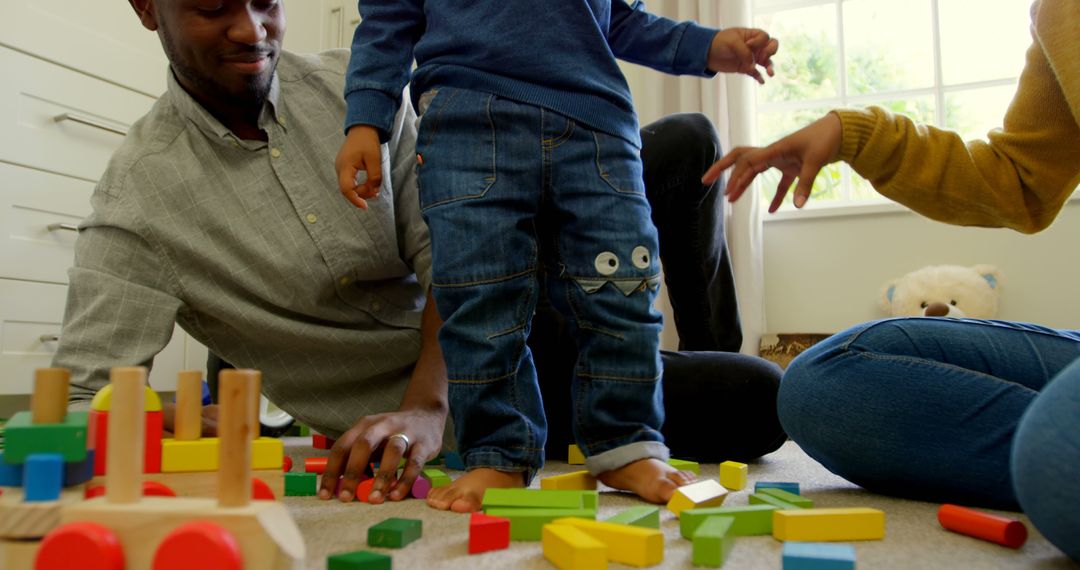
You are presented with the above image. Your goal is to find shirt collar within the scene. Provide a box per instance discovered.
[165,66,283,150]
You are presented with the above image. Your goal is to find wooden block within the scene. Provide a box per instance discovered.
[162,437,283,472]
[327,549,392,570]
[283,456,293,472]
[667,458,701,475]
[23,454,63,502]
[759,487,813,508]
[680,505,778,539]
[567,444,585,465]
[482,488,598,510]
[937,503,1028,549]
[89,409,109,476]
[3,411,88,463]
[552,517,663,567]
[0,452,22,486]
[604,506,660,529]
[89,383,163,412]
[421,468,451,488]
[144,410,164,473]
[285,472,318,496]
[0,487,85,539]
[484,508,596,541]
[312,433,335,450]
[540,470,597,491]
[87,469,285,501]
[444,451,465,470]
[748,493,802,510]
[410,476,431,499]
[64,450,96,486]
[305,456,328,474]
[692,516,735,568]
[773,508,886,542]
[367,517,421,548]
[252,438,285,470]
[542,523,607,570]
[719,461,747,491]
[0,538,39,569]
[755,481,799,495]
[782,541,855,570]
[667,479,729,518]
[469,512,510,554]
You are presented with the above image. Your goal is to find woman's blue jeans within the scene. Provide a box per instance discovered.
[416,87,666,481]
[779,317,1080,560]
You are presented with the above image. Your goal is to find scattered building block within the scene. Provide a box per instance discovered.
[680,505,778,539]
[692,516,735,568]
[541,470,597,491]
[24,454,64,502]
[410,476,432,499]
[367,517,422,549]
[782,541,855,570]
[668,458,701,475]
[759,487,813,508]
[484,508,596,541]
[755,481,799,495]
[421,468,451,488]
[719,461,747,491]
[773,508,886,542]
[567,444,585,465]
[444,451,465,470]
[3,411,88,463]
[667,479,729,518]
[749,493,802,510]
[305,457,328,474]
[482,488,598,511]
[312,433,335,450]
[469,512,510,554]
[0,453,22,486]
[604,506,660,529]
[327,549,392,570]
[542,523,607,570]
[552,517,663,566]
[283,456,293,472]
[937,504,1027,549]
[285,472,318,496]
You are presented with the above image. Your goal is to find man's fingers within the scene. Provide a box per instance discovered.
[338,438,374,502]
[318,437,350,500]
[389,455,425,501]
[368,436,407,504]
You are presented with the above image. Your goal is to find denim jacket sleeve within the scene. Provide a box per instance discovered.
[608,0,719,78]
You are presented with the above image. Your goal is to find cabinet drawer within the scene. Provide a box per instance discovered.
[0,163,92,284]
[0,46,156,182]
[0,279,186,395]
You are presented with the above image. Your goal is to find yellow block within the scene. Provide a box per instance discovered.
[719,461,748,491]
[667,479,728,518]
[162,437,284,472]
[773,508,886,541]
[568,444,586,465]
[90,384,163,412]
[542,523,607,570]
[552,517,663,567]
[541,470,598,491]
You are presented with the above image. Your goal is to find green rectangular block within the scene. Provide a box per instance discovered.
[759,487,813,508]
[667,458,701,475]
[482,488,597,510]
[681,504,778,539]
[748,493,803,510]
[3,411,88,463]
[692,516,735,568]
[604,505,661,529]
[327,550,391,570]
[285,472,318,496]
[484,508,595,541]
[421,468,450,487]
[368,517,422,548]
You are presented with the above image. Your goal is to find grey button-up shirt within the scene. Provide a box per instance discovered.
[55,50,431,438]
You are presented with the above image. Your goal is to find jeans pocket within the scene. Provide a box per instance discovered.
[416,88,497,211]
[593,131,645,196]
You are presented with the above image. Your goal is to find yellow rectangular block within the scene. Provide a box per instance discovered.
[542,523,607,570]
[568,444,586,465]
[667,479,728,518]
[552,517,663,567]
[541,471,597,491]
[252,437,284,470]
[162,437,284,472]
[773,508,886,542]
[719,461,747,491]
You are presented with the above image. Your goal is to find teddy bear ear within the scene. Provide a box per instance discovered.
[971,264,1002,290]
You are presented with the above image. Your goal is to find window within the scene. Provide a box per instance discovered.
[753,0,1032,210]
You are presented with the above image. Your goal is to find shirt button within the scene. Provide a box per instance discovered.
[372,301,382,311]
[339,276,350,286]
[270,148,282,158]
[306,213,318,223]
[277,116,286,127]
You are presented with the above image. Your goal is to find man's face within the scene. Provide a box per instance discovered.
[152,0,284,109]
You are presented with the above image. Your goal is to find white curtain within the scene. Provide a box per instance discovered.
[626,0,766,355]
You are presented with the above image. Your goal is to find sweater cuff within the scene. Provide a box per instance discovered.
[673,23,721,77]
[834,108,881,164]
[344,89,400,142]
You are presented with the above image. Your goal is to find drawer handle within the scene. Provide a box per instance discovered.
[47,222,79,233]
[54,112,129,137]
[39,334,60,343]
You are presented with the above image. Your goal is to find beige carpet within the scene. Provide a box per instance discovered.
[283,438,1079,569]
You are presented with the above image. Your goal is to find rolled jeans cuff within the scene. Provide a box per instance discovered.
[584,441,670,476]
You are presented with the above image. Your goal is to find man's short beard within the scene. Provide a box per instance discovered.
[160,27,276,110]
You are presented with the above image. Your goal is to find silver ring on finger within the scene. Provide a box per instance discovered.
[387,432,411,451]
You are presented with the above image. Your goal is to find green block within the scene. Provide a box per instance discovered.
[424,453,444,466]
[748,493,803,510]
[680,505,778,539]
[692,516,735,567]
[327,550,391,570]
[483,508,595,541]
[421,468,450,487]
[759,487,813,508]
[285,472,318,496]
[3,411,88,463]
[667,458,701,475]
[482,488,597,510]
[367,517,422,549]
[604,506,660,529]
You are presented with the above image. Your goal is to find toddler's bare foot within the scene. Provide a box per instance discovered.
[597,458,697,504]
[426,468,525,513]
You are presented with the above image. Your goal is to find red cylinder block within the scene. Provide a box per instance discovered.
[938,503,1028,548]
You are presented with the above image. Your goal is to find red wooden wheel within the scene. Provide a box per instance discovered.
[252,477,276,500]
[152,522,242,570]
[36,522,124,570]
[142,481,177,497]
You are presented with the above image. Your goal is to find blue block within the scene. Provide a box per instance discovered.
[64,449,95,486]
[444,451,465,471]
[24,454,64,502]
[755,481,800,495]
[782,542,855,570]
[0,452,23,486]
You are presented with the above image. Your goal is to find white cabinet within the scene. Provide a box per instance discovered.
[283,0,362,53]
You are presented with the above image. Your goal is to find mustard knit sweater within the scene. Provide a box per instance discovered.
[834,0,1079,234]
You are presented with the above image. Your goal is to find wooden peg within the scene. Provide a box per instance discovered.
[174,370,204,441]
[249,370,262,440]
[31,368,70,424]
[105,366,147,505]
[217,369,256,508]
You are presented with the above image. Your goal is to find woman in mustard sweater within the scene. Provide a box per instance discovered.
[705,0,1079,560]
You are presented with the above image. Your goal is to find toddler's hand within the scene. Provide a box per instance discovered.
[707,27,779,84]
[336,125,383,209]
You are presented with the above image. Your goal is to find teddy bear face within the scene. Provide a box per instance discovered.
[881,264,1001,319]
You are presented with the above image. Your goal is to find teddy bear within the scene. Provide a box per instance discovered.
[880,264,1002,318]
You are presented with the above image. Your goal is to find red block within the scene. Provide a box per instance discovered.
[89,410,109,476]
[469,512,510,554]
[312,433,336,450]
[938,503,1028,548]
[144,410,163,473]
[88,409,163,475]
[305,456,328,474]
[283,456,294,472]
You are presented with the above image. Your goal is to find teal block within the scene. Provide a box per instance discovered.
[367,518,422,549]
[444,451,465,470]
[782,542,855,570]
[755,481,800,495]
[604,506,660,529]
[692,516,735,568]
[327,550,392,570]
[680,505,778,539]
[3,411,88,463]
[285,472,318,496]
[483,508,595,541]
[760,487,814,508]
[749,493,803,510]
